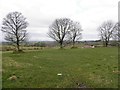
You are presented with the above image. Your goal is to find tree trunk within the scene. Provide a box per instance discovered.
[59,41,63,49]
[16,41,20,51]
[72,40,75,47]
[105,41,108,47]
[72,36,76,48]
[16,37,20,51]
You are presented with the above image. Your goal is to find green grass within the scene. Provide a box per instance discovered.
[2,47,118,88]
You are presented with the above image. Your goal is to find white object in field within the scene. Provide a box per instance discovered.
[92,46,95,48]
[57,73,62,76]
[8,75,17,80]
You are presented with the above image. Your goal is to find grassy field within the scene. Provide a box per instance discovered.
[2,47,118,88]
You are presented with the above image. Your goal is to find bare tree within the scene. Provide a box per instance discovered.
[98,20,115,47]
[111,22,120,46]
[1,11,28,51]
[112,22,120,40]
[48,18,72,48]
[67,22,82,47]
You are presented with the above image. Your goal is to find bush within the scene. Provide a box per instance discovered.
[34,42,46,47]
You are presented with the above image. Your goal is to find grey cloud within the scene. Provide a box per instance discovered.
[28,17,54,28]
[0,0,119,41]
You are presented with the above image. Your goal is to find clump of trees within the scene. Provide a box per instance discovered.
[97,20,119,47]
[67,22,82,47]
[48,18,83,48]
[34,42,46,47]
[1,11,119,50]
[112,22,120,42]
[1,11,28,52]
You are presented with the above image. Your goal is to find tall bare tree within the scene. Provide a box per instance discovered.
[98,20,115,47]
[112,22,120,40]
[1,11,28,51]
[67,22,82,47]
[48,18,72,48]
[111,22,120,46]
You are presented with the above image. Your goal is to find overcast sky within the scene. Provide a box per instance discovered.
[0,0,119,41]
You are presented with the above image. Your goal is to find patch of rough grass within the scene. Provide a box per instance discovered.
[3,57,33,69]
[71,46,78,49]
[13,50,25,54]
[2,47,118,88]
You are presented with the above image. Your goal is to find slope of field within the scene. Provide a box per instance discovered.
[2,47,118,88]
